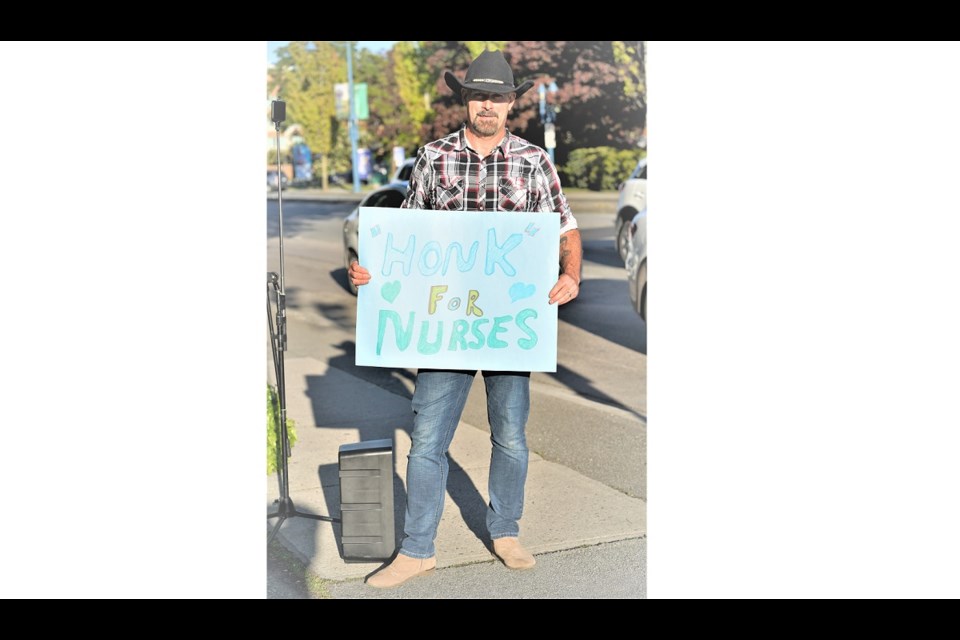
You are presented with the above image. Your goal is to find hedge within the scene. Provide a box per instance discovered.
[561,147,644,191]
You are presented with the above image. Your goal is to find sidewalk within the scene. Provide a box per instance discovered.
[267,356,646,597]
[268,187,365,202]
[269,187,618,213]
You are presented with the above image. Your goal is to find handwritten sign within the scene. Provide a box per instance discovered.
[356,207,560,372]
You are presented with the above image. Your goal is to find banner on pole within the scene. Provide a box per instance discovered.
[335,82,369,120]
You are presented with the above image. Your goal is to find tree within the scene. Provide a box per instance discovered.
[266,41,648,181]
[464,41,508,60]
[416,41,645,165]
[549,42,645,160]
[612,40,646,138]
[353,43,424,165]
[420,41,509,142]
[503,41,568,147]
[269,41,351,181]
[392,42,431,140]
[352,47,391,161]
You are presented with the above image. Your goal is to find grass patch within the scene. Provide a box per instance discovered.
[268,540,332,599]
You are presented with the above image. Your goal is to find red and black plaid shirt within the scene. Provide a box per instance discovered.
[401,126,578,234]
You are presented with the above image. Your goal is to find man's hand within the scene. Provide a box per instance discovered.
[549,272,580,305]
[349,261,372,288]
[550,229,583,305]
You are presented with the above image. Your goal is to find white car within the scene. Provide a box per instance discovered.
[614,158,646,263]
[625,208,646,321]
[342,172,412,294]
[267,169,288,191]
[391,157,415,183]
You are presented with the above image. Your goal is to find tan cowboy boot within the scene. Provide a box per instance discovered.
[493,537,536,570]
[366,553,437,588]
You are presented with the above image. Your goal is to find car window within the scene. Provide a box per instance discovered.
[397,164,413,182]
[380,189,406,208]
[630,161,647,180]
[364,188,406,208]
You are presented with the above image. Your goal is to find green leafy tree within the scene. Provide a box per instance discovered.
[267,41,647,186]
[385,41,434,156]
[354,46,422,167]
[270,41,351,181]
[464,41,508,60]
[392,42,430,132]
[612,40,646,136]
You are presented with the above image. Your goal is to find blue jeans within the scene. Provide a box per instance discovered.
[399,369,531,559]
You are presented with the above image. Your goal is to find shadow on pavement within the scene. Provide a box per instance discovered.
[559,278,646,354]
[547,363,646,422]
[330,268,352,295]
[267,199,344,239]
[303,341,491,568]
[327,339,416,400]
[580,226,625,269]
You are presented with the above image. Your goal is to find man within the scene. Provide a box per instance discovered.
[349,49,582,589]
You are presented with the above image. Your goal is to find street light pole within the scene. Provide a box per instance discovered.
[347,41,360,194]
[540,80,558,164]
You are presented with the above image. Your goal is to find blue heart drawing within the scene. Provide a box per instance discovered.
[381,280,401,303]
[508,282,536,303]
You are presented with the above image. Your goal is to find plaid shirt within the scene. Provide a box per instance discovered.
[401,126,578,234]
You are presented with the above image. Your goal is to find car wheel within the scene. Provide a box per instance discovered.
[637,262,646,321]
[617,220,632,263]
[347,250,359,296]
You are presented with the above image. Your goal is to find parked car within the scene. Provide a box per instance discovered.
[614,158,646,263]
[267,169,288,191]
[392,157,416,183]
[342,179,410,295]
[625,208,646,321]
[332,158,414,188]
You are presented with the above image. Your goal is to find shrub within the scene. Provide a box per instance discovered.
[561,147,644,191]
[267,384,297,475]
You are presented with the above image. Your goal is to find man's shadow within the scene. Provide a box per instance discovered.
[307,339,492,565]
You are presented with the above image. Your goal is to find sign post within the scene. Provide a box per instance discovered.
[539,81,559,163]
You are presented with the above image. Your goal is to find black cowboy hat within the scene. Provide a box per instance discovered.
[444,50,534,104]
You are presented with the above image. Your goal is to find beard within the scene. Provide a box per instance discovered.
[470,110,501,137]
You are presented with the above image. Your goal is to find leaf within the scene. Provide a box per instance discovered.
[267,384,297,475]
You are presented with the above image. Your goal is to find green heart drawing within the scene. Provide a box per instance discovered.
[509,282,536,303]
[381,280,401,303]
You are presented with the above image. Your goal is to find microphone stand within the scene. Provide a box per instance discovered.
[267,103,337,546]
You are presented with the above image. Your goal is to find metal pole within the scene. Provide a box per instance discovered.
[541,81,557,164]
[347,42,360,194]
[275,123,286,297]
[267,100,338,545]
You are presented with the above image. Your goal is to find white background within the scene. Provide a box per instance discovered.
[2,41,960,598]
